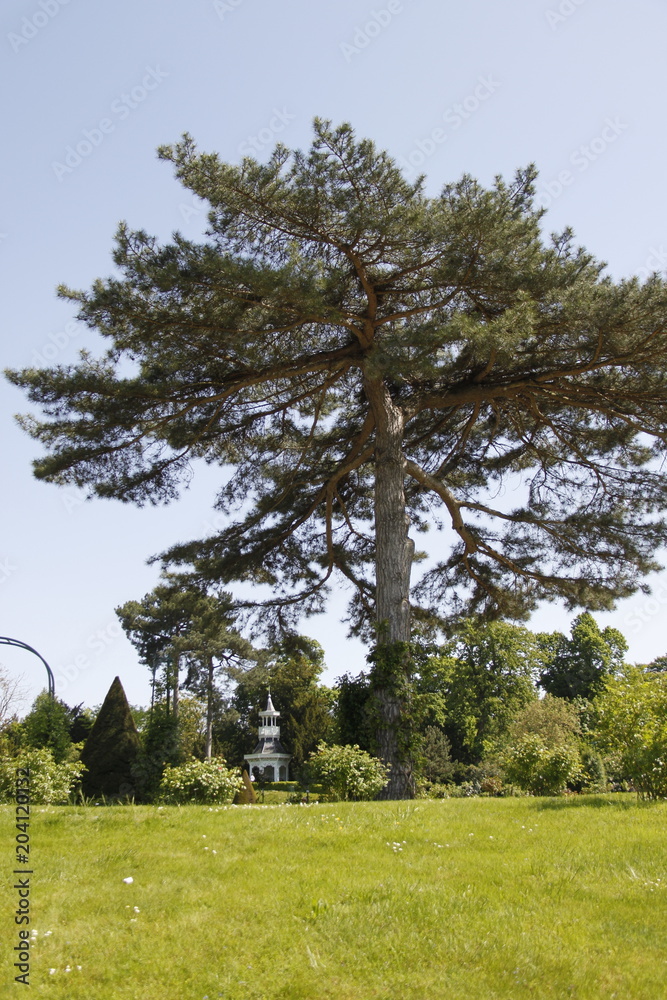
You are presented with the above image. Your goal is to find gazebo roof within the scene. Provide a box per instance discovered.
[250,736,289,757]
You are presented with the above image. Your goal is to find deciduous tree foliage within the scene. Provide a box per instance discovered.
[8,120,667,797]
[437,620,539,764]
[539,611,627,700]
[592,667,667,799]
[229,635,334,768]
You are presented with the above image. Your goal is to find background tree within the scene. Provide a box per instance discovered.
[21,691,74,763]
[228,635,335,768]
[646,654,667,673]
[117,574,254,757]
[0,667,28,727]
[9,120,667,796]
[81,676,141,798]
[116,574,210,720]
[437,620,539,765]
[539,612,627,700]
[334,671,374,751]
[418,725,455,785]
[591,666,667,799]
[176,604,255,759]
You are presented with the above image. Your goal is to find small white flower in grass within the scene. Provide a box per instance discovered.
[212,850,217,855]
[133,906,140,913]
[49,969,56,975]
[123,877,134,884]
[65,966,71,973]
[76,966,82,971]
[44,931,52,937]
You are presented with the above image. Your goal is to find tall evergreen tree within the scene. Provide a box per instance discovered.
[80,677,141,797]
[8,120,667,796]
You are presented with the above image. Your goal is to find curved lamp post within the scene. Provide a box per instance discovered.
[0,636,55,698]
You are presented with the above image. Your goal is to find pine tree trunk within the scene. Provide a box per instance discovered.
[205,655,214,760]
[365,377,416,799]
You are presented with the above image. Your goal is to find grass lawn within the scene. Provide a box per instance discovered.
[3,795,666,998]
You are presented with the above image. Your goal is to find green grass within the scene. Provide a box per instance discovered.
[4,796,667,998]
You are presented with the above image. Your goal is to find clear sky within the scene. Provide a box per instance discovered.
[2,0,667,715]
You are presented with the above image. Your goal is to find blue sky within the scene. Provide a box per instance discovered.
[2,0,667,713]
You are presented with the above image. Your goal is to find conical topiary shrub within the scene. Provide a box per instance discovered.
[81,677,141,798]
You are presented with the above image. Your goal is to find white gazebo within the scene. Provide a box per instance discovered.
[244,692,292,782]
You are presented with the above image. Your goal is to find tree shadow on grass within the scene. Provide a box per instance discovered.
[526,794,651,812]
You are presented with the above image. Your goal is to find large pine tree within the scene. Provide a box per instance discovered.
[7,121,667,796]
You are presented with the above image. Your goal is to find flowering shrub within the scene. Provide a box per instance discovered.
[501,734,581,796]
[0,746,85,804]
[158,756,243,804]
[307,742,389,801]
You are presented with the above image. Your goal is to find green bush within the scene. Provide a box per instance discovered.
[501,734,581,796]
[569,749,607,793]
[158,756,243,804]
[307,742,389,801]
[0,746,85,804]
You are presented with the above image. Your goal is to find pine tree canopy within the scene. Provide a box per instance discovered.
[8,119,667,639]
